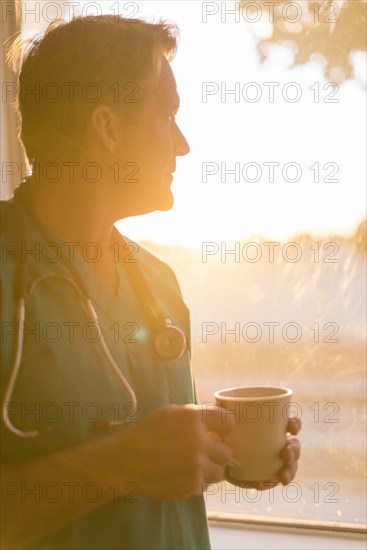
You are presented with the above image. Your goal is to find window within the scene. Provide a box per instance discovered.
[17,0,367,531]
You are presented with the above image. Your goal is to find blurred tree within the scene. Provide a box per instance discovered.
[241,0,367,83]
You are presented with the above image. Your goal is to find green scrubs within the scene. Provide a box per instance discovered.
[0,181,211,549]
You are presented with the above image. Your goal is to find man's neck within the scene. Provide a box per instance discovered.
[28,179,120,295]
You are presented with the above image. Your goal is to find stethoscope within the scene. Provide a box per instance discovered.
[2,181,188,438]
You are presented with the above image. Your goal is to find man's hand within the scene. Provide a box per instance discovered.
[122,404,235,500]
[224,415,301,490]
[278,415,301,485]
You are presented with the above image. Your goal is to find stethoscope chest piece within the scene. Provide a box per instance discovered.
[154,322,187,360]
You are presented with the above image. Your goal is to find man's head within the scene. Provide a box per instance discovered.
[10,15,189,216]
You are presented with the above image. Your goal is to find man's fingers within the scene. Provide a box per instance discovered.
[203,458,226,484]
[206,434,233,465]
[287,416,301,435]
[280,436,301,463]
[279,461,298,485]
[203,405,235,438]
[278,436,300,485]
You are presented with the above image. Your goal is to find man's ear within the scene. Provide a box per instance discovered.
[89,104,120,154]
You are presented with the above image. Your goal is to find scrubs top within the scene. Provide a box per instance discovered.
[0,180,211,550]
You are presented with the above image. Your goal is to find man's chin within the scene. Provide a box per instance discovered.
[159,199,174,212]
[157,191,174,212]
[128,189,174,216]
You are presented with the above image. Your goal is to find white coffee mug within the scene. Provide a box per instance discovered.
[214,386,293,482]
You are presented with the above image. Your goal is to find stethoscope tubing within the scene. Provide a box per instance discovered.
[1,298,39,438]
[3,272,138,438]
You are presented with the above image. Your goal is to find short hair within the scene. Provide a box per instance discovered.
[8,16,179,166]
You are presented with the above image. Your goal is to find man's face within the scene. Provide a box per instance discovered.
[114,57,190,217]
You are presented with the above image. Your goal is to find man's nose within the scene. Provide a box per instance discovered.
[174,125,190,156]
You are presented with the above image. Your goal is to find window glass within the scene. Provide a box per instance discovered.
[19,0,366,527]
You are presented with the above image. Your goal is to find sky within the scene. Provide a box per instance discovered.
[22,0,366,248]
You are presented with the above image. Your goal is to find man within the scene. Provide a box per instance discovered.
[1,15,301,549]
